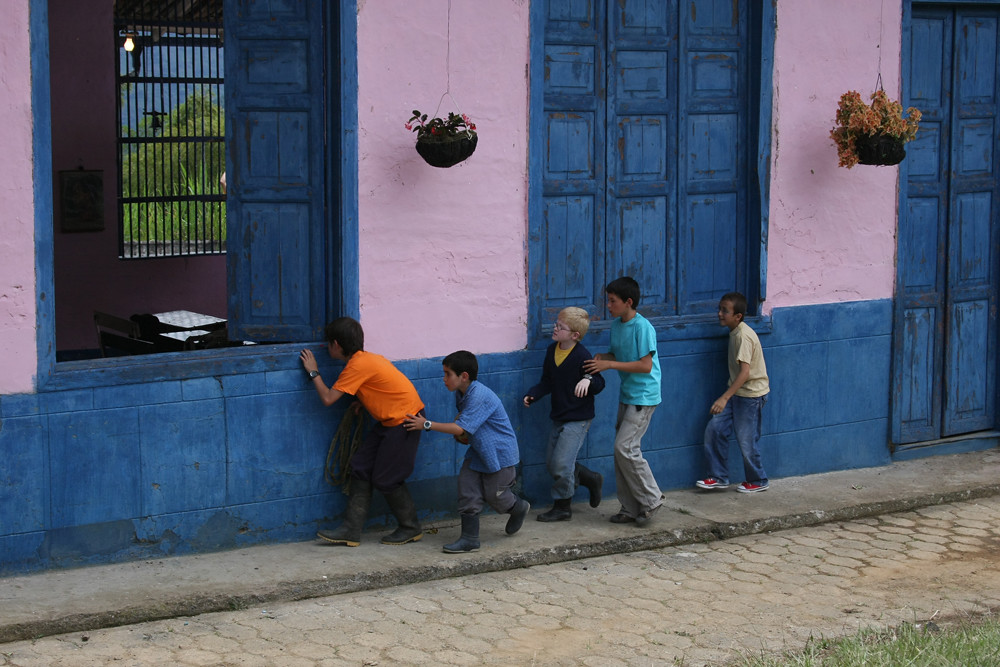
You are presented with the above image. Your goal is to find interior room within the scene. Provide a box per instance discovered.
[49,0,228,360]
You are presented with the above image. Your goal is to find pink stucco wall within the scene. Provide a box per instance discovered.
[766,0,902,313]
[356,0,530,359]
[0,2,38,394]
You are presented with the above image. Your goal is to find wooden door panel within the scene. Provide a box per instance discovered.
[896,9,951,444]
[941,10,999,437]
[683,194,739,309]
[615,197,669,311]
[225,0,326,342]
[606,0,674,305]
[541,196,599,321]
[541,1,606,320]
[944,299,993,432]
[899,307,942,441]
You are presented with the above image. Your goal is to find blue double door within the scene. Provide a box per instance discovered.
[538,0,755,322]
[895,5,1000,444]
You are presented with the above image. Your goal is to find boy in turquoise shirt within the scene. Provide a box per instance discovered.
[584,277,663,525]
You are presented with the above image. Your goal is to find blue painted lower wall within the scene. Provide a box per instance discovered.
[0,299,897,574]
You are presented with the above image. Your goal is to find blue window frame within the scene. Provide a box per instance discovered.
[33,0,359,389]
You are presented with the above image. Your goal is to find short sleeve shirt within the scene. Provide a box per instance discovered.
[609,312,661,405]
[333,350,424,426]
[729,321,769,397]
[454,381,520,473]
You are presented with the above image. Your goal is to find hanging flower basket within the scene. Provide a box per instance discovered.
[830,89,921,169]
[855,132,907,166]
[415,133,478,168]
[406,108,478,168]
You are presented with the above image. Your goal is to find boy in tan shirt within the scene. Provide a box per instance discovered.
[695,292,770,493]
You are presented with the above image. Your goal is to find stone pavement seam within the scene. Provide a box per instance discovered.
[4,480,999,644]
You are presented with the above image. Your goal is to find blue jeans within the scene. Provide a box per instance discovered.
[703,394,768,485]
[545,419,593,500]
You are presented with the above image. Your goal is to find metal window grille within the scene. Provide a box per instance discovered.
[114,2,224,259]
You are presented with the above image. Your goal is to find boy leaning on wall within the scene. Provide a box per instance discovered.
[300,317,426,547]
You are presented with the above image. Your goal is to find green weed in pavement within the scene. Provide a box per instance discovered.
[737,614,1000,666]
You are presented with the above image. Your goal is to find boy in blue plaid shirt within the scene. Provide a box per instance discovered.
[404,350,529,553]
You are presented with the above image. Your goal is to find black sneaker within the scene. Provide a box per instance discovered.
[634,504,661,527]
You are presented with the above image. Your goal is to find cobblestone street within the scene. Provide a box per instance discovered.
[3,496,1000,666]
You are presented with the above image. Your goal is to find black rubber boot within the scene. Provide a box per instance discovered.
[537,497,572,522]
[443,514,480,553]
[380,483,424,545]
[576,463,603,508]
[505,498,530,535]
[317,478,372,547]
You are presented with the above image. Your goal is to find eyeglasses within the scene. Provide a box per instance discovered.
[553,322,571,332]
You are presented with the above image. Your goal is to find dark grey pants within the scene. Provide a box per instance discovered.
[456,458,517,516]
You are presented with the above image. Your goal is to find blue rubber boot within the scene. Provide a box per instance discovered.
[443,514,480,553]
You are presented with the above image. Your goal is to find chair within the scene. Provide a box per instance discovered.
[94,311,156,357]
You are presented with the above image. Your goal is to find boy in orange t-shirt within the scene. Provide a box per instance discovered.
[300,317,425,547]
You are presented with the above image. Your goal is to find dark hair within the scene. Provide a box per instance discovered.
[442,350,478,381]
[721,292,748,318]
[324,317,364,356]
[606,276,641,308]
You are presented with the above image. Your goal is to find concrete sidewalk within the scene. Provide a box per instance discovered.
[2,449,999,644]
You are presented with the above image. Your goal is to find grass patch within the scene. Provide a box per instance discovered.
[737,614,1000,666]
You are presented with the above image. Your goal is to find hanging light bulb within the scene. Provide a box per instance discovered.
[123,32,135,52]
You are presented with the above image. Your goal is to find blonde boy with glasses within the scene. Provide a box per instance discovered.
[523,307,606,521]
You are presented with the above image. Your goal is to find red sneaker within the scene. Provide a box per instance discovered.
[695,478,729,490]
[736,481,770,494]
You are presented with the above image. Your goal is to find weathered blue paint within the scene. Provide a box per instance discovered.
[754,0,774,303]
[225,0,329,342]
[528,0,768,349]
[31,0,56,386]
[331,0,360,321]
[895,3,1000,444]
[2,300,902,574]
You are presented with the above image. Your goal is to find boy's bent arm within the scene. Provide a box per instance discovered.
[312,381,346,407]
[300,348,346,406]
[584,352,653,375]
[402,413,467,438]
[711,361,750,414]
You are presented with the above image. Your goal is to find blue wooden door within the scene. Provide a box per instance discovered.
[539,0,749,323]
[225,0,327,342]
[895,6,1000,443]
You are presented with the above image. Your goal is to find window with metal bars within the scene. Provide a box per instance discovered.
[114,4,224,259]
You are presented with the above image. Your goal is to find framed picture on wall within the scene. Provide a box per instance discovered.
[59,170,104,232]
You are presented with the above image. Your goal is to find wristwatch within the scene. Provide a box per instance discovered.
[423,420,432,431]
[308,370,320,379]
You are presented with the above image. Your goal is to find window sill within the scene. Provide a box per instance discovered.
[42,342,308,392]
